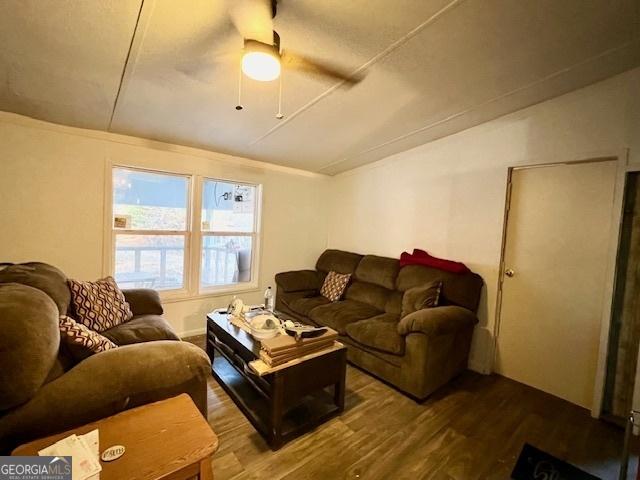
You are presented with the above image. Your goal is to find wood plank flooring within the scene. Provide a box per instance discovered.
[186,335,635,479]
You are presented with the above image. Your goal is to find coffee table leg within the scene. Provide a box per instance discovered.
[270,373,285,450]
[199,457,214,480]
[334,351,346,412]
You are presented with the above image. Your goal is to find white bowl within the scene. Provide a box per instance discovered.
[249,315,280,339]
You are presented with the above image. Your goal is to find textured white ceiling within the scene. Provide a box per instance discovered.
[1,0,638,174]
[0,1,141,129]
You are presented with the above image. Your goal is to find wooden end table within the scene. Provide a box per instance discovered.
[206,310,347,450]
[13,394,218,480]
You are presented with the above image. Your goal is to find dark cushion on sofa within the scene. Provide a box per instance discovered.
[102,315,179,345]
[288,296,330,316]
[316,249,363,275]
[346,313,404,355]
[354,255,399,290]
[0,284,60,411]
[0,263,71,315]
[401,281,442,318]
[396,265,483,312]
[309,300,381,335]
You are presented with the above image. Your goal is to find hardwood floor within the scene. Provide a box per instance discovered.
[187,335,635,479]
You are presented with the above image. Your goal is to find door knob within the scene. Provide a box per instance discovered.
[505,269,515,278]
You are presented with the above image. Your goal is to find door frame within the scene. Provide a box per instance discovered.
[492,149,633,418]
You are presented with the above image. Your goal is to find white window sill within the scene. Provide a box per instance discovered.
[159,284,260,304]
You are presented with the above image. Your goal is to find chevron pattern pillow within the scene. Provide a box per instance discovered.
[320,271,351,302]
[68,276,133,332]
[59,315,117,361]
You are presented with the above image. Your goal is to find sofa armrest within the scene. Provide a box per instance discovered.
[397,306,478,337]
[0,341,210,453]
[122,288,163,316]
[275,270,321,293]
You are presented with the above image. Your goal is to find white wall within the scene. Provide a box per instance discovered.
[328,68,640,373]
[0,113,329,336]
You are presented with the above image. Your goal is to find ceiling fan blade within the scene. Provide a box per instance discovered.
[227,0,274,44]
[176,49,240,84]
[281,51,365,87]
[175,22,242,83]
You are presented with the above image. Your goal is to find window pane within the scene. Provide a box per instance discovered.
[201,180,256,233]
[115,235,185,290]
[113,168,188,231]
[201,236,252,288]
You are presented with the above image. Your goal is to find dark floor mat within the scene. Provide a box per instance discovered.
[512,443,602,480]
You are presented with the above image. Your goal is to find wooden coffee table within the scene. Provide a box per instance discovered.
[206,310,347,450]
[13,394,218,480]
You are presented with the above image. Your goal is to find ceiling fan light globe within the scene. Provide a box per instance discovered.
[242,51,281,82]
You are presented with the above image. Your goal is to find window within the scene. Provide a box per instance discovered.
[112,168,190,291]
[110,166,260,298]
[200,180,258,290]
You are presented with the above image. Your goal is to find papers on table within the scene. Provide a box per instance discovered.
[38,429,101,480]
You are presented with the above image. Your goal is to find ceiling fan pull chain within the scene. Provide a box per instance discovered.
[235,60,244,111]
[276,69,284,119]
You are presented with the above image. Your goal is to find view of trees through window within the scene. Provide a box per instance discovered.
[113,168,188,290]
[112,167,258,293]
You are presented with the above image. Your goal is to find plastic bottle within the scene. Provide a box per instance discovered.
[264,286,274,311]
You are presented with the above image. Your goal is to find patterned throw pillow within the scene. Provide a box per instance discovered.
[68,276,133,332]
[59,315,118,361]
[401,281,442,318]
[320,271,351,302]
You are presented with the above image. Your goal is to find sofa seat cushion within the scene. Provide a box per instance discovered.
[102,315,179,346]
[345,313,404,355]
[308,300,381,335]
[288,296,330,317]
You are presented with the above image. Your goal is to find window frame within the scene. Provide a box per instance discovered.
[105,163,262,302]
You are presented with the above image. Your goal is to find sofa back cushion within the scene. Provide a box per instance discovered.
[0,262,71,315]
[316,250,363,275]
[0,283,61,411]
[354,255,399,290]
[396,265,483,312]
[385,291,403,315]
[345,282,390,312]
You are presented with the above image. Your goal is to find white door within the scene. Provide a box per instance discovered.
[496,160,617,409]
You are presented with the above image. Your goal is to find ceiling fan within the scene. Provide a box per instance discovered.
[191,0,365,87]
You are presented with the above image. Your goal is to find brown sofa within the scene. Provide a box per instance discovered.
[0,262,211,453]
[275,250,483,400]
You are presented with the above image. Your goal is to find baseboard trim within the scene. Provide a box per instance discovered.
[180,327,206,339]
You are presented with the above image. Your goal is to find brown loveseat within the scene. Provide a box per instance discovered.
[0,262,211,453]
[275,250,483,400]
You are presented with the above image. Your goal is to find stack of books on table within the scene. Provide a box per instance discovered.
[259,328,338,367]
